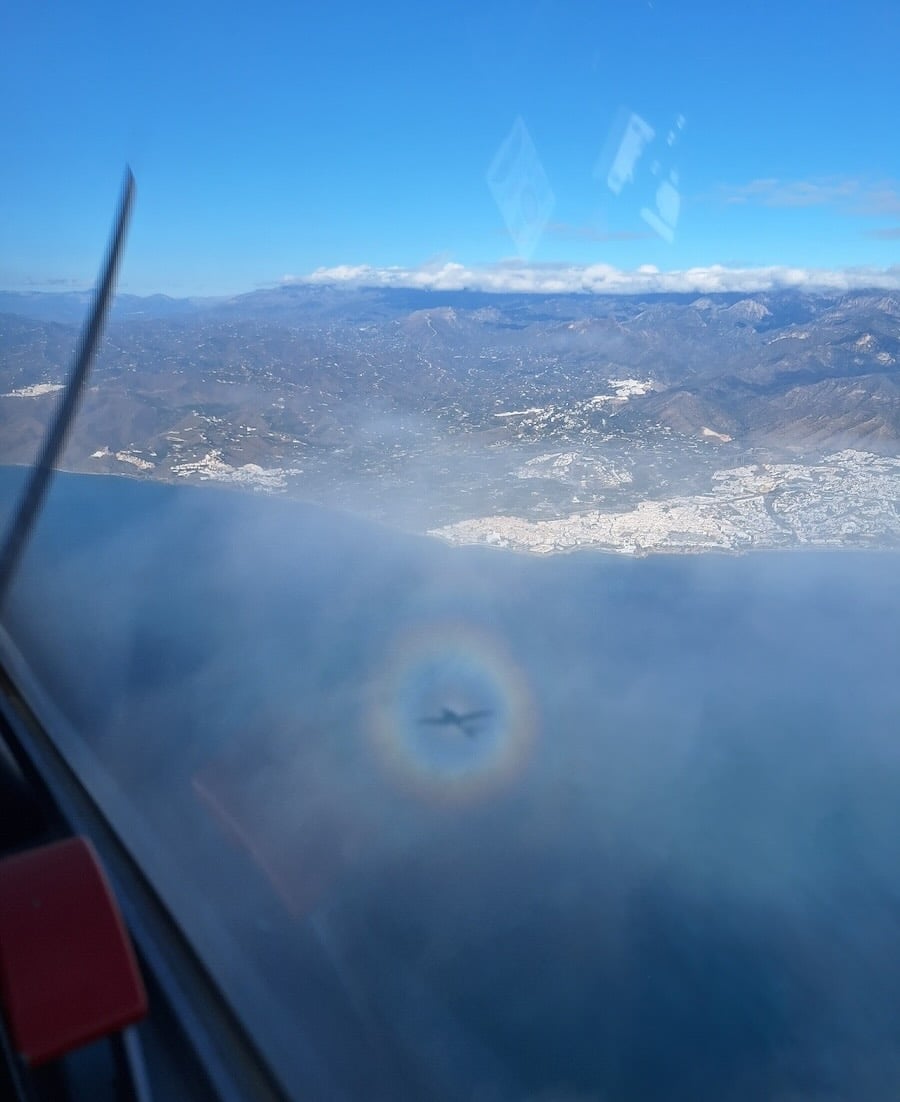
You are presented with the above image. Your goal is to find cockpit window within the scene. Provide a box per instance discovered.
[3,2,900,1099]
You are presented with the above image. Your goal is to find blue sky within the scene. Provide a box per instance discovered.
[2,0,899,295]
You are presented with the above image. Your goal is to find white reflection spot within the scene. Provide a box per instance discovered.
[486,117,555,261]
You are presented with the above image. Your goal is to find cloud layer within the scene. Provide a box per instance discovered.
[284,261,900,296]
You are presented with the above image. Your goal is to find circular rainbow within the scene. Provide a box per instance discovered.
[367,621,536,804]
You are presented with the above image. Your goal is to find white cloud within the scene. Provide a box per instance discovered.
[856,187,900,216]
[282,261,900,296]
[704,176,900,216]
[709,177,861,208]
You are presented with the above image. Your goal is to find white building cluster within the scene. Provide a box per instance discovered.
[430,450,900,555]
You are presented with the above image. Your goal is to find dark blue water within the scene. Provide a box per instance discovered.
[3,468,900,1101]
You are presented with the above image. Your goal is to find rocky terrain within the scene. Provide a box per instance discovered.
[1,284,899,551]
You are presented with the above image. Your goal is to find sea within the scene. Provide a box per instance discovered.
[3,466,900,1102]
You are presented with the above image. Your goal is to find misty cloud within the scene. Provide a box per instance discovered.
[864,226,900,240]
[706,177,862,208]
[702,177,900,227]
[20,276,86,288]
[7,472,900,1102]
[854,186,900,216]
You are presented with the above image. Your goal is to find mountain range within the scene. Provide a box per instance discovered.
[1,284,898,544]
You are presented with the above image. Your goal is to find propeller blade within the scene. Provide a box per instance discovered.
[0,168,135,609]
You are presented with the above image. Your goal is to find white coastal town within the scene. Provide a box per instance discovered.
[429,450,900,555]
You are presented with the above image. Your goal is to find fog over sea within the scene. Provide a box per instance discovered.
[3,466,900,1102]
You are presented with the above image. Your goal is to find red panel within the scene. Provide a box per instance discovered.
[0,836,147,1066]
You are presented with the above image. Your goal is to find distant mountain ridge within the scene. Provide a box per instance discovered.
[0,282,864,326]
